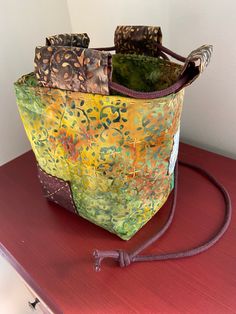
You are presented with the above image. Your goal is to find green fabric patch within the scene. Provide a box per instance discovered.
[112,53,183,92]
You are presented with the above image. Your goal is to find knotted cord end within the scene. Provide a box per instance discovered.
[93,249,132,271]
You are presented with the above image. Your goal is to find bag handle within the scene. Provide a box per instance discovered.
[95,43,213,99]
[93,160,231,271]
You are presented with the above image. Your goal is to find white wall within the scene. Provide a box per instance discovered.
[67,0,236,159]
[67,0,171,47]
[168,0,236,158]
[0,0,72,166]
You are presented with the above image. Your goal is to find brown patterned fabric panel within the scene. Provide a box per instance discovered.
[181,45,213,85]
[38,165,77,213]
[46,33,90,48]
[34,46,112,95]
[114,26,162,57]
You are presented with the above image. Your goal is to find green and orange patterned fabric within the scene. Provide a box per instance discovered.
[15,54,184,240]
[15,27,212,240]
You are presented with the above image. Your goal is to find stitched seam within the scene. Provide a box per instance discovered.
[45,184,67,197]
[38,167,76,211]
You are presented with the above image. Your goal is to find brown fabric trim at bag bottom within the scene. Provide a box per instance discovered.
[37,165,77,214]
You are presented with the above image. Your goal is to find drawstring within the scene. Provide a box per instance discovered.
[93,160,232,271]
[94,42,198,99]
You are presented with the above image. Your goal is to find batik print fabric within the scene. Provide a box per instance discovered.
[34,46,112,95]
[15,73,184,240]
[114,26,163,56]
[45,33,90,48]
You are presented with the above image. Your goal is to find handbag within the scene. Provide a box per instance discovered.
[15,26,231,271]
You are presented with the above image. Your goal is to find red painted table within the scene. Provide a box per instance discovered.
[0,143,235,314]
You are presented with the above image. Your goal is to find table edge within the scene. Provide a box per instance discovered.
[0,242,63,314]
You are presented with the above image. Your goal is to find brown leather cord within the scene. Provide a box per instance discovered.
[155,42,186,63]
[94,46,169,60]
[108,73,191,99]
[158,50,170,60]
[94,46,116,51]
[94,43,185,62]
[93,160,232,271]
[93,44,195,99]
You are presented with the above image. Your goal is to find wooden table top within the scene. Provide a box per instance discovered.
[0,143,235,314]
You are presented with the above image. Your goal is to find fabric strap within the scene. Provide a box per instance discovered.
[93,160,232,271]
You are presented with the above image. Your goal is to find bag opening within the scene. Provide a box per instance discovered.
[112,53,182,93]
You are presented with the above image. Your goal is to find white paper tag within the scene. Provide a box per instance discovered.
[168,126,180,175]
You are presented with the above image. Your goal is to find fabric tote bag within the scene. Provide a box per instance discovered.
[14,26,231,271]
